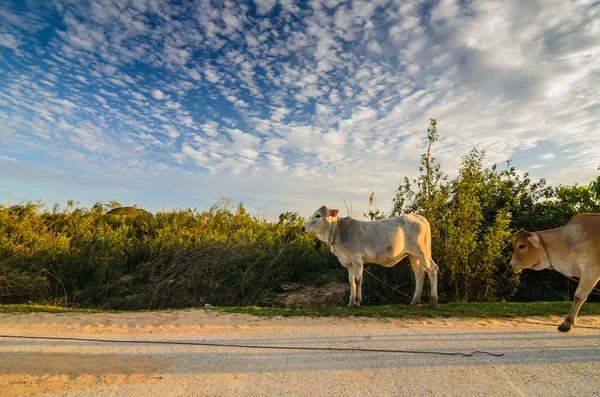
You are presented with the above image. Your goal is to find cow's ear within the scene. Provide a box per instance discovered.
[329,209,339,217]
[528,235,540,248]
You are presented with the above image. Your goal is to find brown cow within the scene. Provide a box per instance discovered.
[509,213,600,332]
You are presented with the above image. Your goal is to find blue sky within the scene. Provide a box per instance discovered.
[1,0,599,219]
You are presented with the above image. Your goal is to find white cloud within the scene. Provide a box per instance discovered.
[204,69,220,83]
[222,10,244,31]
[539,153,556,161]
[166,101,181,109]
[246,34,260,46]
[163,124,180,138]
[322,128,345,147]
[431,0,460,22]
[266,153,287,171]
[182,144,208,165]
[227,128,261,159]
[130,91,146,101]
[163,45,190,66]
[202,121,220,137]
[48,98,77,109]
[339,107,377,129]
[188,69,202,81]
[182,116,194,127]
[152,89,166,100]
[254,0,277,15]
[0,33,19,50]
[367,41,383,54]
[93,94,107,104]
[0,155,20,162]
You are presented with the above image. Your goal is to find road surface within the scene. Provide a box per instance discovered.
[0,310,599,396]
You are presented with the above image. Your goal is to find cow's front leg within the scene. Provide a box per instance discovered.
[559,274,599,332]
[354,265,364,307]
[347,264,357,307]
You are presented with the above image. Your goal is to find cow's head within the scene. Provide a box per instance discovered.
[302,206,339,234]
[509,231,550,273]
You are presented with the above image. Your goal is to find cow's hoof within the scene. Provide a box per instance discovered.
[428,303,437,308]
[558,323,572,332]
[409,301,418,307]
[355,302,361,308]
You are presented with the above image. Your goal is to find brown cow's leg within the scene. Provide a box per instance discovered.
[559,275,599,332]
[409,255,425,306]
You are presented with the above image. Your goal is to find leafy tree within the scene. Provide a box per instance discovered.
[590,167,600,201]
[388,123,518,302]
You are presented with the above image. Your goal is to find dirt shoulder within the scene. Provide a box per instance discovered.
[2,308,600,334]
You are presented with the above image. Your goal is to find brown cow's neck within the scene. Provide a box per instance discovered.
[538,233,554,270]
[536,228,576,276]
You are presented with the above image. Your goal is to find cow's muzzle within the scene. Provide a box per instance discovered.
[301,226,305,232]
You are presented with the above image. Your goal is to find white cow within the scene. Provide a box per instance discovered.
[302,206,439,307]
[509,213,600,332]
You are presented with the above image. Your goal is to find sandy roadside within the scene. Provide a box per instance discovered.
[1,310,599,397]
[4,309,600,334]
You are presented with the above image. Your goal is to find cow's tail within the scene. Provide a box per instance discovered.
[416,214,433,257]
[423,217,439,271]
[417,215,433,256]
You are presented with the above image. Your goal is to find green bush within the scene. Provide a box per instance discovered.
[385,119,599,304]
[0,199,337,308]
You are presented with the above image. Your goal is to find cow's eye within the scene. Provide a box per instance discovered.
[316,215,321,218]
[518,244,526,250]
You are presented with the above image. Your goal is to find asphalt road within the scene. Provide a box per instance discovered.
[1,312,599,396]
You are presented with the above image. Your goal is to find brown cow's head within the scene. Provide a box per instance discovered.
[302,206,339,234]
[509,231,550,273]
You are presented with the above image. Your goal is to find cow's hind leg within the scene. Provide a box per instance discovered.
[414,252,438,307]
[408,255,426,306]
[426,259,439,306]
[559,273,599,332]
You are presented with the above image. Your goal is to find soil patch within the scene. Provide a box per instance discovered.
[278,282,347,308]
[0,352,171,397]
